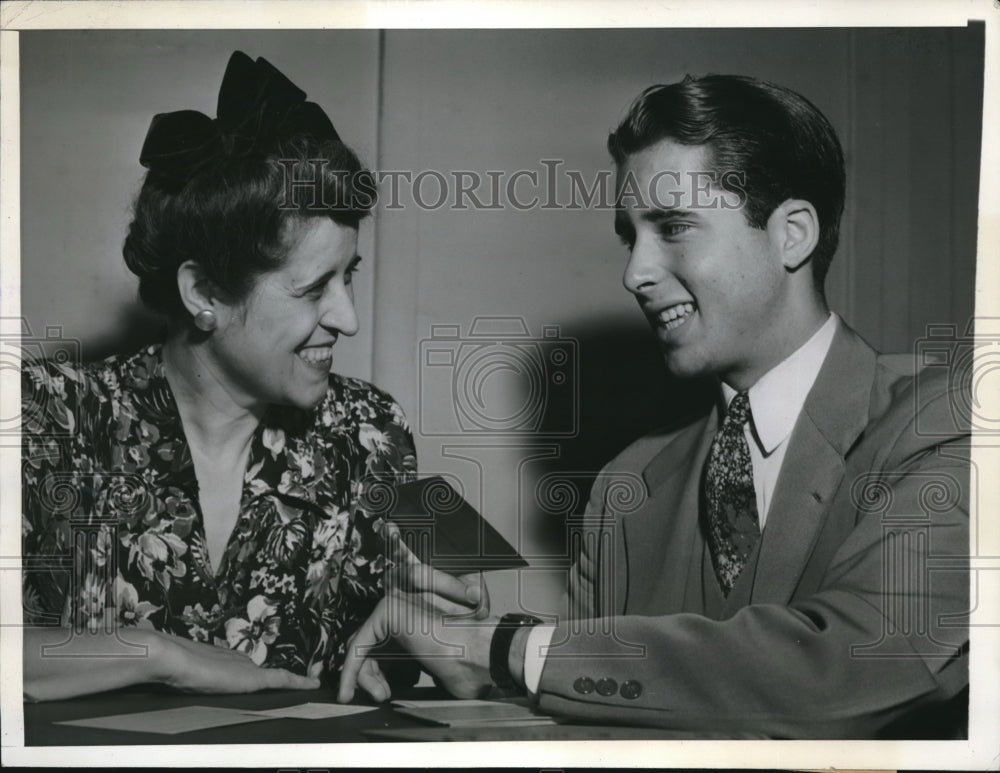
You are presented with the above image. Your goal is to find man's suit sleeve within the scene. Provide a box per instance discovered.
[564,474,608,621]
[536,383,969,738]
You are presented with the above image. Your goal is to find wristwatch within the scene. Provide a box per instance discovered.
[489,613,543,690]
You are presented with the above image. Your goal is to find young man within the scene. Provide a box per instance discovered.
[338,75,970,739]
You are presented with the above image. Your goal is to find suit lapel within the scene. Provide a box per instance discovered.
[621,411,715,615]
[738,322,878,609]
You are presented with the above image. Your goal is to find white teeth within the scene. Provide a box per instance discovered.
[656,303,695,329]
[298,346,333,365]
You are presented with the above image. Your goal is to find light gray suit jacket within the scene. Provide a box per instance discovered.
[536,321,970,738]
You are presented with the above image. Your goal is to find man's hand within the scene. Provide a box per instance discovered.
[337,592,499,703]
[337,524,492,702]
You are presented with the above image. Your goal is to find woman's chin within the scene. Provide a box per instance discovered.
[276,374,330,412]
[298,385,330,411]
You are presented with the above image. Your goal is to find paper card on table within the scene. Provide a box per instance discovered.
[393,701,554,727]
[390,699,501,709]
[56,705,272,735]
[245,703,377,720]
[447,717,557,727]
[389,476,529,574]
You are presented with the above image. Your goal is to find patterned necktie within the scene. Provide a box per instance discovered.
[703,391,760,596]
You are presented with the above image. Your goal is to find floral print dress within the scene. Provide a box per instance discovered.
[21,344,416,684]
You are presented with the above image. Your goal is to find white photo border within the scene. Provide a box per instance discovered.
[1,1,997,769]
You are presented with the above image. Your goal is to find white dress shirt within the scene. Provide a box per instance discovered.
[720,311,837,526]
[522,313,839,693]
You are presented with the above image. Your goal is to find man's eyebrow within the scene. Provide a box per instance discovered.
[639,208,701,224]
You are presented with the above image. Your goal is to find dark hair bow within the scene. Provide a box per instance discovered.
[139,51,341,183]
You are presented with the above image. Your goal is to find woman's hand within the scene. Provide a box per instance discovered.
[336,524,490,703]
[23,625,318,702]
[153,632,320,694]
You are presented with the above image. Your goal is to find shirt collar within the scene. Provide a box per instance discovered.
[721,312,838,455]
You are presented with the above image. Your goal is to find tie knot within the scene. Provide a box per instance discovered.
[726,391,752,427]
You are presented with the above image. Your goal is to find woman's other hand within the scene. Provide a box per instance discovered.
[23,626,319,702]
[154,632,321,694]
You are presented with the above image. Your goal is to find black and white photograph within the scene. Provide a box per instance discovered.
[1,1,998,769]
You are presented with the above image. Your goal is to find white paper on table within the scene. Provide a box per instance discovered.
[444,717,557,727]
[56,705,272,735]
[390,699,502,709]
[242,703,377,720]
[391,700,555,727]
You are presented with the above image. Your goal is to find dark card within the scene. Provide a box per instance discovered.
[389,477,528,574]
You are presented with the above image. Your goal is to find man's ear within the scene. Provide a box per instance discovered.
[176,260,218,319]
[768,199,820,272]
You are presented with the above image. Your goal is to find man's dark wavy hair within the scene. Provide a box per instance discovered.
[608,74,846,293]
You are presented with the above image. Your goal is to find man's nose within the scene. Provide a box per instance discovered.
[623,233,664,295]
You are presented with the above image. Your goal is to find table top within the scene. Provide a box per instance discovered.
[22,686,713,744]
[24,686,420,745]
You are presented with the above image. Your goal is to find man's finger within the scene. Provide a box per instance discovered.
[387,528,424,589]
[337,631,367,703]
[399,563,483,607]
[356,658,391,702]
[337,606,388,703]
[385,521,413,557]
[385,522,419,570]
[460,573,491,618]
[385,528,485,608]
[415,591,469,616]
[415,586,488,618]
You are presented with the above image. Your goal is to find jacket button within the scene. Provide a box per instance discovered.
[572,677,595,695]
[596,677,618,696]
[620,680,642,700]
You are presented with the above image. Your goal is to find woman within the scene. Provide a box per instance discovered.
[22,51,473,702]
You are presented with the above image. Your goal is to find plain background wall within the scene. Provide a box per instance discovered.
[18,27,984,612]
[19,30,381,379]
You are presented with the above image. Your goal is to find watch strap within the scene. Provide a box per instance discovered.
[489,613,542,690]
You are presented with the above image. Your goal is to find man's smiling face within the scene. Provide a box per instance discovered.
[616,138,799,390]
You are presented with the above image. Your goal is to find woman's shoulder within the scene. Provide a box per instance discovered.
[21,344,167,434]
[23,344,159,401]
[21,348,113,419]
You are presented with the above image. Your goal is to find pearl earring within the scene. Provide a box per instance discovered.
[193,309,217,332]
